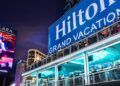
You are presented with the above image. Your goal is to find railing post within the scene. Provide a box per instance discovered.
[69,45,72,54]
[96,32,99,42]
[82,75,85,86]
[55,65,58,86]
[36,71,39,86]
[84,52,90,85]
[105,71,109,82]
[93,74,95,84]
[22,76,26,86]
[73,77,75,86]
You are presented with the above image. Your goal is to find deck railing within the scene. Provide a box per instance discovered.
[36,66,120,86]
[26,20,120,72]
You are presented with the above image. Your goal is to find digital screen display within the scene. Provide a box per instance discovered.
[0,27,16,72]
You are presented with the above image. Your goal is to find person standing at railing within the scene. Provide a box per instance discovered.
[92,67,100,83]
[113,62,120,80]
[43,79,48,86]
[98,31,104,40]
[99,66,105,82]
[118,25,120,32]
[117,16,120,32]
[69,73,74,86]
[107,63,115,81]
[102,27,109,37]
[39,79,44,86]
[58,76,63,86]
[98,27,109,40]
[110,19,120,35]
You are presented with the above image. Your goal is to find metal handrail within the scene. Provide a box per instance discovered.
[23,66,120,86]
[47,67,120,86]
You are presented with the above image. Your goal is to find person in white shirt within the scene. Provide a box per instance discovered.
[0,37,6,52]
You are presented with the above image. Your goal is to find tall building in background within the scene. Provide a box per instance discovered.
[15,60,26,86]
[64,0,80,12]
[27,49,46,68]
[15,49,46,86]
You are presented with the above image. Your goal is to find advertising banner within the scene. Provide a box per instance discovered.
[0,26,16,73]
[48,0,120,54]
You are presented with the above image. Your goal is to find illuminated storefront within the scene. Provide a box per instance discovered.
[22,0,120,86]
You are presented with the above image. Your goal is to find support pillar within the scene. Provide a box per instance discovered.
[36,72,39,86]
[55,64,58,86]
[21,77,25,86]
[84,52,90,85]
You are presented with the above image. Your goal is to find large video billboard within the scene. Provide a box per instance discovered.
[48,0,120,54]
[0,26,16,72]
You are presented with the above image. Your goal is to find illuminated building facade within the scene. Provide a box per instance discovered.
[22,0,120,86]
[27,49,46,68]
[20,49,46,86]
[15,60,27,86]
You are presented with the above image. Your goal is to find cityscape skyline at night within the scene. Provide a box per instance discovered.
[0,0,65,62]
[0,0,65,85]
[0,0,120,86]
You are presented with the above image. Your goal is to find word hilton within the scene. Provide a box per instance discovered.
[49,0,120,54]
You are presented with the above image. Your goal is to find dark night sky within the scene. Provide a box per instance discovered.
[0,0,65,62]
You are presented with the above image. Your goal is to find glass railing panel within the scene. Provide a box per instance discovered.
[88,67,120,84]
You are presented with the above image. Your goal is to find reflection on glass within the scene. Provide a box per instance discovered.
[88,43,120,83]
[38,67,55,86]
[58,54,84,86]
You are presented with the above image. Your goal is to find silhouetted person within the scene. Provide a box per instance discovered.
[0,37,6,59]
[3,63,11,74]
[4,63,12,86]
[0,64,2,70]
[92,67,100,83]
[99,66,105,82]
[113,62,120,80]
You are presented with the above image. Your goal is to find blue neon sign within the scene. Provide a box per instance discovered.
[48,0,120,54]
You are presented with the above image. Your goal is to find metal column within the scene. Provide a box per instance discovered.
[55,64,58,86]
[84,52,90,85]
[21,76,25,86]
[36,71,39,86]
